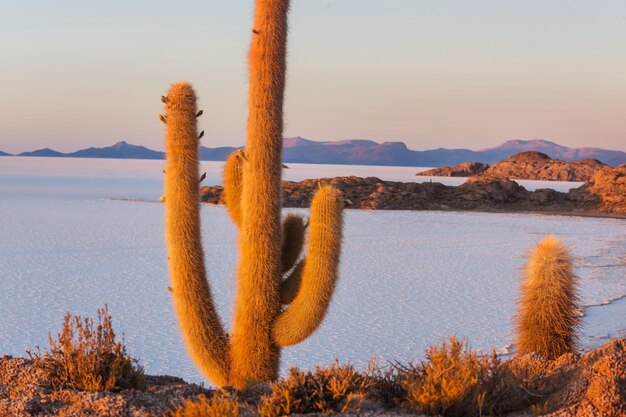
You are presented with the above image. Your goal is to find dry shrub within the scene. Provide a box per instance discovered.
[170,390,239,417]
[401,337,499,416]
[399,337,561,416]
[29,306,143,391]
[480,353,553,415]
[366,359,407,407]
[258,362,371,416]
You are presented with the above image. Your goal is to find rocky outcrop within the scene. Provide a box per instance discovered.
[416,162,489,177]
[0,355,209,417]
[576,164,626,214]
[200,174,624,216]
[474,151,607,182]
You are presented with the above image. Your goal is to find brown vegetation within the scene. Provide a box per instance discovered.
[170,390,240,417]
[258,362,372,416]
[3,338,626,416]
[27,306,143,392]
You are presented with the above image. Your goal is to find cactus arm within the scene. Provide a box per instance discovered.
[229,0,290,388]
[272,186,344,347]
[279,260,304,304]
[281,214,306,272]
[163,82,231,387]
[223,150,245,227]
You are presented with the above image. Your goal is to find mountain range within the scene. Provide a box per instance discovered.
[2,138,625,167]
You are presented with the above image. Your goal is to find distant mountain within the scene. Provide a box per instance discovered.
[282,137,481,166]
[18,148,65,157]
[282,137,626,166]
[477,140,626,167]
[10,138,626,166]
[0,150,11,156]
[66,141,165,159]
[200,145,239,161]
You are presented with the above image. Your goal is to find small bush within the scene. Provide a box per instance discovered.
[401,337,501,416]
[170,390,239,417]
[366,359,407,407]
[258,362,371,416]
[29,306,143,391]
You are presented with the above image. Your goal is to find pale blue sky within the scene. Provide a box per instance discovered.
[1,0,625,153]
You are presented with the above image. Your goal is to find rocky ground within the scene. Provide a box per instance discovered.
[201,164,626,216]
[416,152,608,182]
[1,339,625,416]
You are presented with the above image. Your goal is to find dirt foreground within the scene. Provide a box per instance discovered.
[1,339,625,417]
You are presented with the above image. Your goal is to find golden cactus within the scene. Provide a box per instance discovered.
[514,235,580,359]
[163,83,230,387]
[163,0,344,388]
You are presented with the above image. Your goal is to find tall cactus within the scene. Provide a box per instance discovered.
[514,235,580,359]
[163,0,345,388]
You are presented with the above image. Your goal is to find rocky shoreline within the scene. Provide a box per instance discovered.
[201,164,626,217]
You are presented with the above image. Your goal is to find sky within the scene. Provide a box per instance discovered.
[1,0,625,154]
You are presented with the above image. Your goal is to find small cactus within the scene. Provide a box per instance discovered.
[514,235,580,359]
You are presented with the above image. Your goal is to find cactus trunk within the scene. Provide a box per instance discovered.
[229,0,290,387]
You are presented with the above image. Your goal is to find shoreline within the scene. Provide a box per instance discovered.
[196,173,625,219]
[108,197,626,220]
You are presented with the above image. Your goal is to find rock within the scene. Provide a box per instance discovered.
[197,173,625,216]
[579,164,626,214]
[473,151,607,182]
[416,162,490,177]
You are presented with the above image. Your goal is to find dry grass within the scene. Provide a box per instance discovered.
[170,390,240,417]
[28,306,143,392]
[258,362,372,416]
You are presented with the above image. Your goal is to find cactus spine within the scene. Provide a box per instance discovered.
[514,235,580,359]
[163,0,344,388]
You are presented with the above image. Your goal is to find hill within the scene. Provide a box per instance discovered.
[66,141,164,159]
[475,151,607,182]
[18,148,65,157]
[10,138,626,166]
[419,152,609,182]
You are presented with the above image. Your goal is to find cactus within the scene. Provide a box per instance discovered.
[163,0,344,388]
[514,235,580,359]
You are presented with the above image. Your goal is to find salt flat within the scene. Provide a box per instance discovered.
[0,157,623,385]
